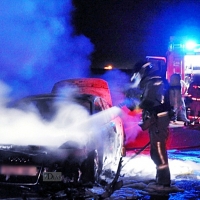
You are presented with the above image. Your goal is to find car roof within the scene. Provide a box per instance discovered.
[52,78,112,106]
[17,93,96,102]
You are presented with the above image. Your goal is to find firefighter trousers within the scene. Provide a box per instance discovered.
[149,114,171,186]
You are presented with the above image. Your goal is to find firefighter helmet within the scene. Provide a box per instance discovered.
[131,61,151,81]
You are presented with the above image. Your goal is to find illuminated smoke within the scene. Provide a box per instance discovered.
[0,81,12,106]
[100,69,130,106]
[100,69,143,145]
[0,84,122,147]
[0,0,94,99]
[0,0,140,152]
[0,0,124,156]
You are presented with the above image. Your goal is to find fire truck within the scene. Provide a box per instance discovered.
[147,36,200,82]
[146,36,200,122]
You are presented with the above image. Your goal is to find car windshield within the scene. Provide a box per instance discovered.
[13,95,92,121]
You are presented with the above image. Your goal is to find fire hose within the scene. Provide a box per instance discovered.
[100,141,150,198]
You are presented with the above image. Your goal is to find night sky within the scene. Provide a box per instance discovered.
[72,0,200,69]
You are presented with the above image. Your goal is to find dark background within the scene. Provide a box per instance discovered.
[72,0,200,69]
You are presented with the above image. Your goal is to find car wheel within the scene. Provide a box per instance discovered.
[80,149,102,183]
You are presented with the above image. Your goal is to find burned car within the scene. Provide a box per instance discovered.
[0,78,125,188]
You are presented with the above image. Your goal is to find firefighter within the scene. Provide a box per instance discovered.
[187,74,200,123]
[127,60,181,191]
[169,73,190,124]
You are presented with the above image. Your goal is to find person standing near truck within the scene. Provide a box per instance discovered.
[126,60,183,192]
[169,73,190,124]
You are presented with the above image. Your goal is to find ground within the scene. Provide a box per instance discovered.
[92,149,200,200]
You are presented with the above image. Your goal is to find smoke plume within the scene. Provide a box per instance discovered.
[0,0,94,99]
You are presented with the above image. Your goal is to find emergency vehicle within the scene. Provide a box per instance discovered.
[147,36,200,81]
[146,36,200,122]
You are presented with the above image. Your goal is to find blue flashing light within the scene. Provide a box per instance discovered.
[185,40,197,50]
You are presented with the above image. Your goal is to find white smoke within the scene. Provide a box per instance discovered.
[0,82,122,147]
[0,0,105,148]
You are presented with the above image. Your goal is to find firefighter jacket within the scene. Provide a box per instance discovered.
[139,76,171,115]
